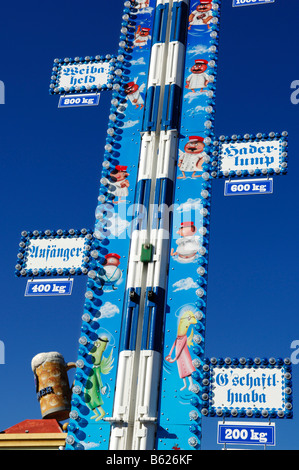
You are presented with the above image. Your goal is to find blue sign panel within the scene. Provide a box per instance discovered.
[233,0,275,6]
[224,178,273,196]
[25,278,73,296]
[218,421,275,446]
[58,94,100,108]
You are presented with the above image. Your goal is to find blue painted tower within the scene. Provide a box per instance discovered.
[60,0,221,451]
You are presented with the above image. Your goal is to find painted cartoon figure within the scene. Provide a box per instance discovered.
[134,26,151,48]
[165,310,197,391]
[84,336,114,421]
[171,221,201,263]
[135,0,150,9]
[188,0,213,30]
[124,80,146,109]
[99,253,123,290]
[178,136,205,178]
[109,165,130,204]
[185,59,209,93]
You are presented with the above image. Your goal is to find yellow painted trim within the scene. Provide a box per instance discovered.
[0,433,66,448]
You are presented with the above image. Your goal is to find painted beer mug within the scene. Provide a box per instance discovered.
[31,351,76,420]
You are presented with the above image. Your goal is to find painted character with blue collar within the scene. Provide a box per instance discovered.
[100,253,123,290]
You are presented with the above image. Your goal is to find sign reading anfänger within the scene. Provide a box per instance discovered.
[15,229,94,277]
[26,237,86,270]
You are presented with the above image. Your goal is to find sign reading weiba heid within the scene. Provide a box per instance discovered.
[202,358,293,419]
[15,229,94,277]
[58,63,111,89]
[49,57,116,95]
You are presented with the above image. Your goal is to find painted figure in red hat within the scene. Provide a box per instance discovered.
[100,253,122,290]
[134,26,151,49]
[109,165,130,204]
[185,59,209,93]
[178,136,205,179]
[124,80,145,109]
[171,222,201,264]
[189,0,213,30]
[135,0,150,9]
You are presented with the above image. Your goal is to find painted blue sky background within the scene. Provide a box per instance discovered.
[0,0,299,450]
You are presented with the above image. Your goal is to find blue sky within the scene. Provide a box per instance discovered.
[0,0,299,450]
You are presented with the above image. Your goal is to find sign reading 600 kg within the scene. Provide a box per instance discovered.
[224,178,273,196]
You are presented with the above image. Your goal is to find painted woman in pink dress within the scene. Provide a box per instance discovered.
[165,310,197,391]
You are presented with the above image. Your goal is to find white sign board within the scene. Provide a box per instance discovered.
[25,237,87,271]
[57,62,112,89]
[220,140,282,174]
[212,366,286,411]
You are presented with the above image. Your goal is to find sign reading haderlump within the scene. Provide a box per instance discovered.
[217,133,288,177]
